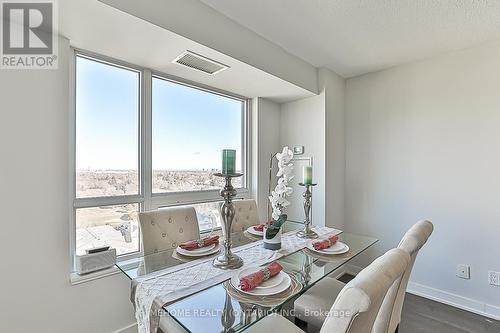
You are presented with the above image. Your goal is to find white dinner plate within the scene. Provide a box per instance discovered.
[230,267,291,296]
[246,226,264,237]
[307,241,349,255]
[182,243,216,254]
[176,243,221,257]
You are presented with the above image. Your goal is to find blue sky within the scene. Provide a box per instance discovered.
[76,56,242,171]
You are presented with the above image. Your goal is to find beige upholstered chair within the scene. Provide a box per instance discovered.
[138,206,200,255]
[233,199,261,231]
[294,220,434,333]
[294,276,347,327]
[244,249,410,333]
[215,199,261,232]
[373,220,434,333]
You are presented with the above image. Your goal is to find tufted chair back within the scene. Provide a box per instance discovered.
[320,248,410,333]
[138,206,200,255]
[227,199,261,232]
[373,220,434,333]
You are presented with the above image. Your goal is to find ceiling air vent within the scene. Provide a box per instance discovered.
[172,51,229,75]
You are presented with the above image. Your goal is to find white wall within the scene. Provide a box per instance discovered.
[345,40,500,319]
[0,38,298,333]
[280,94,326,226]
[320,68,346,229]
[0,38,136,333]
[252,98,282,222]
[100,0,318,95]
[278,68,346,229]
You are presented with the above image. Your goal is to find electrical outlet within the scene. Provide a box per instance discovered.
[488,271,500,287]
[456,264,470,279]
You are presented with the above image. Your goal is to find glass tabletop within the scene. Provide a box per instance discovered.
[115,222,378,333]
[116,221,306,279]
[164,232,377,333]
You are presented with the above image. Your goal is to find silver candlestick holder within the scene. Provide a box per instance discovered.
[213,172,244,269]
[296,183,319,239]
[220,290,235,333]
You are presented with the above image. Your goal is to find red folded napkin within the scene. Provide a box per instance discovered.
[253,224,265,232]
[178,235,219,251]
[239,262,283,291]
[313,234,339,251]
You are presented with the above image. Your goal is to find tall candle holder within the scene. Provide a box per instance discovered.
[213,172,244,269]
[220,290,235,333]
[296,183,319,239]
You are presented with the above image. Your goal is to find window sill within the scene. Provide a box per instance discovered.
[70,266,121,285]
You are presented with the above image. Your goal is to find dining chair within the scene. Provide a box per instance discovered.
[244,248,410,333]
[373,220,434,333]
[294,220,434,333]
[138,206,200,255]
[216,199,261,232]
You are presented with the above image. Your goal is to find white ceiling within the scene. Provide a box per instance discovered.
[59,0,313,103]
[200,0,500,78]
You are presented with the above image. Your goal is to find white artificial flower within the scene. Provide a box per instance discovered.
[276,180,293,195]
[274,182,287,194]
[269,146,295,221]
[272,207,282,220]
[277,164,293,178]
[280,173,294,183]
[277,146,293,164]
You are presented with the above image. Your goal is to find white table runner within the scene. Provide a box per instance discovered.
[132,226,341,333]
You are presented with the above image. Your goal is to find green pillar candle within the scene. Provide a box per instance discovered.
[303,166,312,185]
[222,149,236,175]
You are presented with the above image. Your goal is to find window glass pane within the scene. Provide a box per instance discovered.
[76,204,139,256]
[76,56,140,198]
[152,78,243,193]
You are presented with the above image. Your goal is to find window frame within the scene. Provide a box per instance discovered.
[149,73,250,207]
[69,49,252,269]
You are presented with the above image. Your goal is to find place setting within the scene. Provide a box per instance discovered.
[224,261,302,307]
[304,234,350,259]
[173,235,222,261]
[245,224,265,238]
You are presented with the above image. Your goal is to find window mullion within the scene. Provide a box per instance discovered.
[74,195,144,209]
[143,69,153,211]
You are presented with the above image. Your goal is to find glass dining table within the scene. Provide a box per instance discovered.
[116,221,378,333]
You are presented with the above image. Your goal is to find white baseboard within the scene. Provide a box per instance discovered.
[407,281,500,321]
[334,265,500,322]
[113,322,137,333]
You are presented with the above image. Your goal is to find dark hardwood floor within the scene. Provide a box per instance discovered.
[400,294,500,333]
[336,274,500,333]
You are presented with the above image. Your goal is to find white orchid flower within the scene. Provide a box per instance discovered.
[276,146,293,164]
[276,147,293,166]
[272,207,282,220]
[269,146,295,221]
[274,182,287,194]
[277,164,293,178]
[276,180,293,195]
